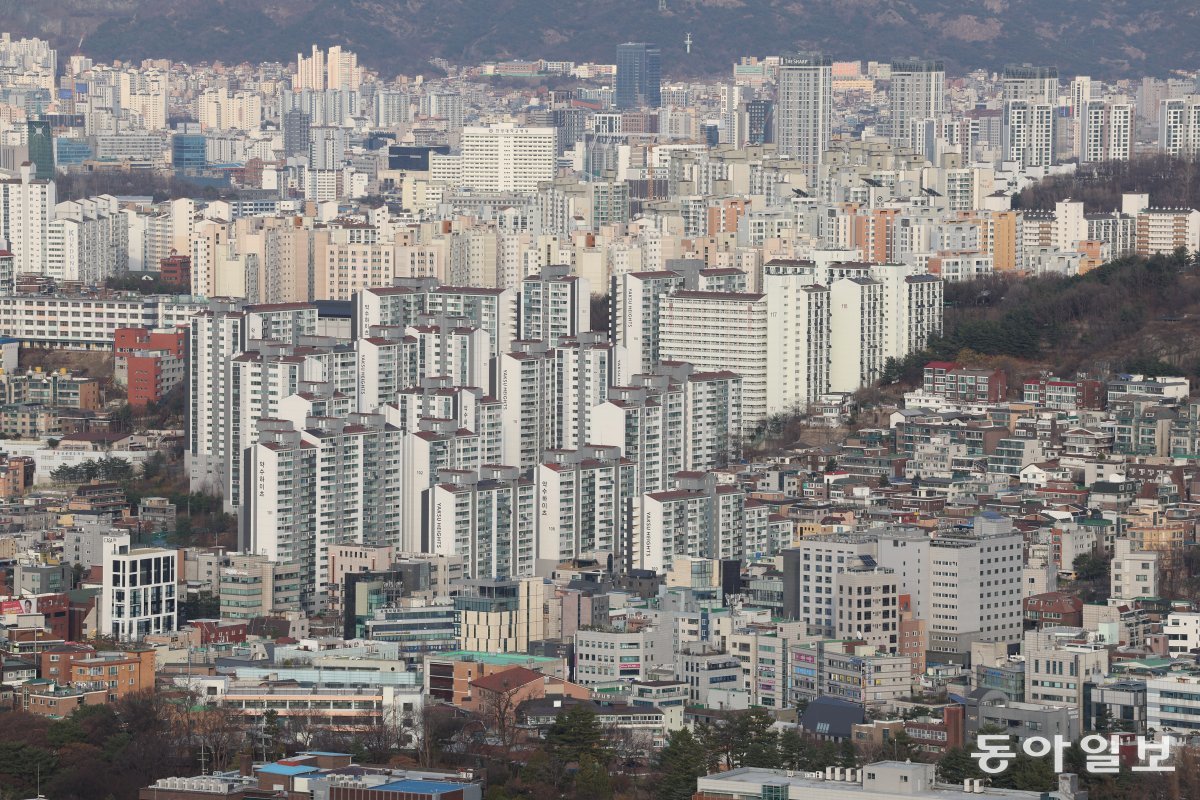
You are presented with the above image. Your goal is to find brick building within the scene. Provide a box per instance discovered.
[158,254,192,289]
[922,362,1008,403]
[114,326,187,409]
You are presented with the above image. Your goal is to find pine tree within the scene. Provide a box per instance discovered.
[656,729,708,800]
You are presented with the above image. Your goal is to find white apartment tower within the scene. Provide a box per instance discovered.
[1159,96,1200,159]
[659,290,769,430]
[188,303,246,502]
[1000,66,1059,167]
[612,269,686,375]
[591,381,684,495]
[829,276,883,393]
[1082,100,1135,163]
[889,58,945,151]
[1003,100,1057,167]
[640,472,788,572]
[536,445,638,570]
[427,466,535,579]
[762,260,831,415]
[775,53,832,184]
[245,414,402,611]
[0,163,55,275]
[518,264,590,342]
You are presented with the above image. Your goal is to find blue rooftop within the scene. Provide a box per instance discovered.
[258,764,321,776]
[374,780,465,795]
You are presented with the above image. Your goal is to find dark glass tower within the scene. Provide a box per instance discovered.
[172,134,207,171]
[26,120,54,180]
[745,99,774,145]
[615,43,661,110]
[283,109,312,158]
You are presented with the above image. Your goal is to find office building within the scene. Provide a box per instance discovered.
[99,540,179,642]
[877,515,1024,653]
[460,124,556,193]
[27,119,54,180]
[615,43,662,109]
[283,109,311,158]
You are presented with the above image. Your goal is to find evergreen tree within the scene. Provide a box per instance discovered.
[545,706,608,766]
[779,728,810,770]
[656,729,708,800]
[837,739,858,768]
[937,747,983,784]
[729,708,779,768]
[576,756,613,800]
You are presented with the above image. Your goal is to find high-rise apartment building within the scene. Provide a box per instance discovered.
[829,276,884,392]
[429,468,535,579]
[1159,96,1200,159]
[536,445,638,570]
[640,472,789,572]
[615,43,662,110]
[245,414,402,611]
[612,269,686,375]
[1002,64,1059,104]
[0,163,55,274]
[1081,100,1134,163]
[1002,100,1056,167]
[295,45,361,91]
[1000,65,1059,167]
[889,58,945,150]
[762,260,830,416]
[517,264,590,342]
[775,54,832,183]
[659,290,768,429]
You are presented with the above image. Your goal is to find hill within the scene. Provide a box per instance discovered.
[881,250,1200,391]
[1015,156,1200,214]
[1,0,1197,78]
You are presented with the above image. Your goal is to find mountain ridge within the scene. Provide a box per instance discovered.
[0,0,1194,79]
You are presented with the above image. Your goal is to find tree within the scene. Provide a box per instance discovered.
[837,738,858,768]
[520,749,565,800]
[905,706,931,720]
[883,731,920,762]
[728,708,779,768]
[937,747,983,784]
[656,729,708,800]
[545,706,608,766]
[576,756,613,800]
[1073,551,1109,582]
[478,681,524,753]
[189,704,244,774]
[413,703,469,768]
[353,708,411,764]
[140,451,167,481]
[778,728,810,770]
[694,720,731,772]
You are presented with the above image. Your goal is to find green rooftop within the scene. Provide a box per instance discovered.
[433,650,560,665]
